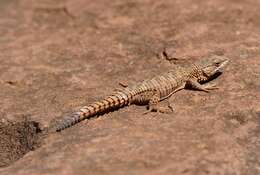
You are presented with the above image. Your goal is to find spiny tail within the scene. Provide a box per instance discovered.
[54,91,131,132]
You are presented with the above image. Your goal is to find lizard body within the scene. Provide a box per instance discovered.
[53,55,229,132]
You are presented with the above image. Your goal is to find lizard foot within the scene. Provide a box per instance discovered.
[186,79,219,93]
[143,103,174,115]
[203,83,219,91]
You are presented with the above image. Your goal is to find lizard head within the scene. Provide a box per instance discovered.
[198,55,229,81]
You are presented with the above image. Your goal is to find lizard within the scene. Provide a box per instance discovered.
[52,55,229,132]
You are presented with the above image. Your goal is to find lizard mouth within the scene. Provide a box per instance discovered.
[215,59,229,73]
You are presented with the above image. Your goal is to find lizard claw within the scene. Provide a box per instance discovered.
[204,83,219,91]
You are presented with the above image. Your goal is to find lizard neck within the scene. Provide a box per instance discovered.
[186,63,204,81]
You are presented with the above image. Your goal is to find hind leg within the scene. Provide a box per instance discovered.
[145,91,174,114]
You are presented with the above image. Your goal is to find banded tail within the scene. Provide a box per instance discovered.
[54,91,131,132]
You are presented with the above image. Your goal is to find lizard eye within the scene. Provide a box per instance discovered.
[215,62,220,66]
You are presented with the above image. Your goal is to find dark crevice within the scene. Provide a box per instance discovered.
[0,119,43,167]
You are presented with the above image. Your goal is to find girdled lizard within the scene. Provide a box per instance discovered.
[53,55,229,132]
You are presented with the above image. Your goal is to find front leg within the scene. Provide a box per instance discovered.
[186,79,218,93]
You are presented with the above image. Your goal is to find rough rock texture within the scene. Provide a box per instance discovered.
[0,0,260,174]
[0,119,41,167]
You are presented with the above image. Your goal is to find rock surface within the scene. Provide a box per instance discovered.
[0,0,260,174]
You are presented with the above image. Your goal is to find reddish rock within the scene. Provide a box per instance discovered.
[0,0,260,174]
